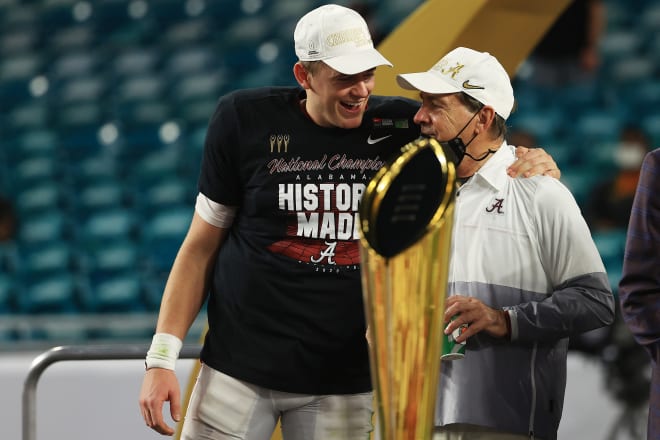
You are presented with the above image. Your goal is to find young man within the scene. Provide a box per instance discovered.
[397,47,615,440]
[139,6,560,440]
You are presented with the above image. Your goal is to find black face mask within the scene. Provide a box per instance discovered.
[437,110,497,165]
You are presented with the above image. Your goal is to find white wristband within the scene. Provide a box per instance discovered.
[145,333,183,371]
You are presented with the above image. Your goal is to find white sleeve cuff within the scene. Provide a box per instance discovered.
[195,193,238,228]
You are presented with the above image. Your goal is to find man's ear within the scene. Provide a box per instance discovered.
[293,62,310,88]
[478,105,496,132]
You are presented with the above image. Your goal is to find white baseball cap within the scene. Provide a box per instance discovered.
[294,4,392,75]
[397,47,514,120]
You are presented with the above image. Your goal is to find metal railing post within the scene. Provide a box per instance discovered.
[22,344,202,440]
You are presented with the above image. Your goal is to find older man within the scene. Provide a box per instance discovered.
[397,47,615,440]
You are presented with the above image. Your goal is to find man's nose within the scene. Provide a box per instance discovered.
[413,107,428,124]
[352,80,369,97]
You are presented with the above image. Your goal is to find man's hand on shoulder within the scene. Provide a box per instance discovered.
[508,146,561,179]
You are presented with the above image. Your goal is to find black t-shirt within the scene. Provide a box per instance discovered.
[198,86,420,394]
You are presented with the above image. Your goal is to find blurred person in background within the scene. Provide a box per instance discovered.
[619,148,660,440]
[585,125,651,231]
[529,0,605,88]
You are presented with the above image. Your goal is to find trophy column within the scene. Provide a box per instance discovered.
[359,138,457,440]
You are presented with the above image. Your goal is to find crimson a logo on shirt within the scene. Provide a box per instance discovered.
[486,197,505,214]
[268,237,361,269]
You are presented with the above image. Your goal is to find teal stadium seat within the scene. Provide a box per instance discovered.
[0,242,19,274]
[84,273,144,312]
[12,129,58,162]
[50,50,100,83]
[18,212,71,245]
[0,52,42,82]
[112,47,161,79]
[116,99,171,128]
[171,71,227,106]
[608,57,655,86]
[140,206,192,293]
[574,110,623,145]
[19,241,78,283]
[117,123,170,162]
[640,114,660,146]
[79,239,141,311]
[640,2,660,35]
[6,100,49,134]
[164,45,219,80]
[80,207,136,242]
[0,28,39,57]
[57,102,106,136]
[83,239,139,278]
[18,273,79,314]
[161,17,212,47]
[59,124,109,161]
[48,24,96,54]
[13,156,59,188]
[560,170,603,208]
[592,229,627,265]
[57,75,107,104]
[508,109,565,146]
[15,184,65,215]
[115,72,165,109]
[599,30,643,67]
[75,180,126,216]
[592,229,627,295]
[142,179,193,210]
[0,274,16,314]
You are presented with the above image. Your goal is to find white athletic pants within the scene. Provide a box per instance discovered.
[180,364,374,440]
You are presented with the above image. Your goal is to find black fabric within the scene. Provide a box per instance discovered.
[198,86,421,394]
[534,0,591,59]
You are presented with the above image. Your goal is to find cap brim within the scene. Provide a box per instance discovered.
[323,49,393,75]
[396,72,461,94]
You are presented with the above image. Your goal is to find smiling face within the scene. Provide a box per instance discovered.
[294,61,375,129]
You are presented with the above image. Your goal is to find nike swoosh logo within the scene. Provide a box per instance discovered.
[462,80,484,90]
[367,134,392,144]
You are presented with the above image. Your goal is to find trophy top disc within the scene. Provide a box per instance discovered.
[359,137,456,258]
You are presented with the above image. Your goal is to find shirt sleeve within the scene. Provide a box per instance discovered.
[195,193,238,228]
[197,93,243,206]
[512,177,615,342]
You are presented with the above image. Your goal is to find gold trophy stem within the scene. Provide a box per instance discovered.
[361,206,454,440]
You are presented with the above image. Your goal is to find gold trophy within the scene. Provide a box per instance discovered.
[359,137,457,440]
